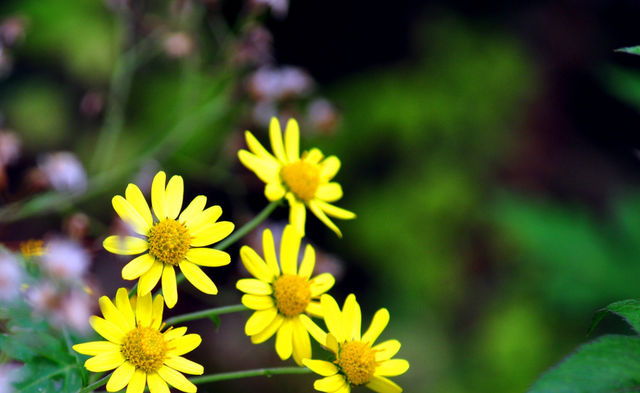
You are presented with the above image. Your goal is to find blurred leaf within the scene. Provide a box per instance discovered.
[615,45,640,55]
[588,299,640,335]
[13,359,82,393]
[529,335,640,393]
[209,314,221,330]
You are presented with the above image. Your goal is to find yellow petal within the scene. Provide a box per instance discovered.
[275,317,293,360]
[316,183,343,203]
[320,156,340,181]
[366,375,402,393]
[240,246,275,283]
[106,361,136,392]
[165,175,184,220]
[136,292,153,328]
[179,195,207,224]
[314,374,347,392]
[125,184,153,229]
[152,171,168,220]
[314,199,356,220]
[236,278,273,295]
[122,253,154,280]
[362,308,389,346]
[334,383,351,393]
[162,264,177,309]
[298,244,315,280]
[190,222,234,247]
[187,205,222,234]
[305,301,323,318]
[310,273,335,297]
[280,225,301,275]
[269,117,287,163]
[157,366,197,392]
[73,341,120,356]
[287,196,306,237]
[163,327,187,342]
[104,236,148,255]
[373,340,401,361]
[341,294,361,342]
[99,296,130,335]
[85,351,125,372]
[89,316,125,344]
[113,196,150,236]
[167,334,202,356]
[180,261,218,294]
[321,294,344,342]
[238,150,281,184]
[284,118,300,162]
[245,130,277,161]
[115,288,136,331]
[299,314,326,347]
[137,260,164,297]
[126,369,146,393]
[151,294,164,330]
[291,316,311,366]
[242,294,275,310]
[375,359,410,377]
[307,200,342,238]
[304,148,324,165]
[185,248,230,267]
[163,356,204,375]
[302,359,339,377]
[250,313,283,344]
[146,372,170,393]
[326,333,339,354]
[262,229,280,277]
[265,182,287,201]
[246,307,278,336]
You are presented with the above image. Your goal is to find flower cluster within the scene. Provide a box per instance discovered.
[67,116,408,393]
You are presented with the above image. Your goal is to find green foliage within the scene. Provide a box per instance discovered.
[615,45,640,55]
[588,300,640,335]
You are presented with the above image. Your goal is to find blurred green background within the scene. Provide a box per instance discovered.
[4,1,640,392]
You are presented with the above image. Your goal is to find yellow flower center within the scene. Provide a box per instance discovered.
[148,219,191,266]
[272,274,311,317]
[337,341,377,386]
[121,326,168,374]
[280,160,320,202]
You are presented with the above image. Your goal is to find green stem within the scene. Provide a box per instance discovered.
[77,372,112,393]
[63,327,89,387]
[163,304,248,326]
[189,367,312,385]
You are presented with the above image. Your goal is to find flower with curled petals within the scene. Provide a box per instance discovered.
[236,225,335,365]
[300,294,410,393]
[73,288,204,393]
[103,171,234,308]
[238,117,355,237]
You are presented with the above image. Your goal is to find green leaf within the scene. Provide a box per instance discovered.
[13,359,81,393]
[529,335,640,393]
[616,45,640,55]
[588,299,640,335]
[208,314,221,330]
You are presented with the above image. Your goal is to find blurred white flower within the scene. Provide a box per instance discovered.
[26,283,93,334]
[41,238,89,280]
[0,252,22,302]
[247,65,314,102]
[0,363,19,393]
[0,131,20,166]
[307,98,340,135]
[60,289,93,334]
[249,0,289,19]
[38,152,87,193]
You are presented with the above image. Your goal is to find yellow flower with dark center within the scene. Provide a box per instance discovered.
[236,225,335,365]
[238,117,355,237]
[301,294,410,393]
[103,171,234,308]
[73,288,204,393]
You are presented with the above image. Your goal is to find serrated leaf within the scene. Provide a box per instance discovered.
[13,359,80,393]
[616,45,640,55]
[0,334,37,362]
[588,299,640,335]
[529,335,640,393]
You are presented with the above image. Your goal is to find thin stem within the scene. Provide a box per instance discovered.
[63,327,89,387]
[163,304,248,326]
[189,367,312,385]
[77,372,112,393]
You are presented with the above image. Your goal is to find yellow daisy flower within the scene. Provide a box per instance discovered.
[300,294,410,393]
[238,117,355,237]
[73,288,204,393]
[236,225,336,365]
[103,171,234,308]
